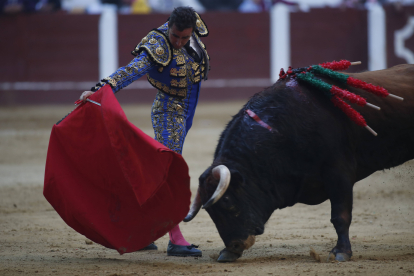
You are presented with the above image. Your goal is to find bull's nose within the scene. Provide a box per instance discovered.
[254,226,264,235]
[217,236,256,262]
[217,248,241,263]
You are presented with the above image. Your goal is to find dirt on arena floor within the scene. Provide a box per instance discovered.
[0,101,413,276]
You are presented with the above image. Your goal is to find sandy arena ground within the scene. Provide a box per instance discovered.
[0,101,413,276]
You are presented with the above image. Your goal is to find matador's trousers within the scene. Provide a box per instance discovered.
[150,82,201,154]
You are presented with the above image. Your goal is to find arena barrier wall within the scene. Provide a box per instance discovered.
[1,6,413,105]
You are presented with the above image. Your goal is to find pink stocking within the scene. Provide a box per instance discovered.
[169,224,191,246]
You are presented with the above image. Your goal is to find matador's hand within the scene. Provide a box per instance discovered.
[80,91,94,102]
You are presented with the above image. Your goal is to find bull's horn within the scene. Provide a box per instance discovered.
[183,188,202,222]
[203,165,231,209]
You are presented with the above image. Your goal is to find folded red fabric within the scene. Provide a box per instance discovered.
[44,85,191,254]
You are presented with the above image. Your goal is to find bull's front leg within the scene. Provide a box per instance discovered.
[325,172,354,262]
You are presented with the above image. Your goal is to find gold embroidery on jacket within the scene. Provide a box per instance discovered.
[171,78,187,88]
[147,75,186,97]
[102,56,152,89]
[185,60,201,83]
[194,12,208,36]
[102,77,117,87]
[191,62,199,71]
[93,81,106,90]
[134,56,151,69]
[138,31,171,66]
[173,49,186,65]
[170,66,186,77]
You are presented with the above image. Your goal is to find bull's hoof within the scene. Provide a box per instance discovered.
[217,249,241,263]
[335,253,351,262]
[327,252,351,262]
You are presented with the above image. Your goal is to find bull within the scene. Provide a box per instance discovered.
[184,64,414,262]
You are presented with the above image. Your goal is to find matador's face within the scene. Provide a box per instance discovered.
[168,23,193,50]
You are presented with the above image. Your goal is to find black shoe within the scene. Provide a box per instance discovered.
[139,243,158,251]
[167,241,202,257]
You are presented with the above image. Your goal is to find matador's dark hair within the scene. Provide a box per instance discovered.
[168,6,197,32]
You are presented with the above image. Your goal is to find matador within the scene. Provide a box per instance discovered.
[80,6,209,257]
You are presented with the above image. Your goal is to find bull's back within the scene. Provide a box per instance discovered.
[348,64,414,179]
[350,64,414,90]
[343,64,414,128]
[349,65,414,123]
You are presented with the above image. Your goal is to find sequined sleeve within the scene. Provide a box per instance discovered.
[91,51,155,93]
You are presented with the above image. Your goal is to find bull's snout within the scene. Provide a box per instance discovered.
[217,240,244,262]
[254,226,264,235]
[217,235,256,263]
[217,248,241,263]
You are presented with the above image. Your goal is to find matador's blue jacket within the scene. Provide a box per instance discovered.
[91,13,210,154]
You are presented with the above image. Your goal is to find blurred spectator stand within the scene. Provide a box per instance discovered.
[1,0,61,14]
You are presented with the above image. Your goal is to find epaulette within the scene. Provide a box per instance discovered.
[194,12,208,37]
[131,29,172,67]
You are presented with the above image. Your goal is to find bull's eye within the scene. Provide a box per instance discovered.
[221,196,237,212]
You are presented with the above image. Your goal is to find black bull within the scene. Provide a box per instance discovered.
[184,64,414,262]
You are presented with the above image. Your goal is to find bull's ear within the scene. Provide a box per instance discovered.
[198,168,210,185]
[230,169,244,188]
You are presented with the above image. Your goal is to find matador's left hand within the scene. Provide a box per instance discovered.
[80,91,94,102]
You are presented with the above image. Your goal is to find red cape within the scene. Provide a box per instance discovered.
[44,85,191,254]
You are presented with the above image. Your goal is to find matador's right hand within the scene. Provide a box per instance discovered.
[80,91,94,102]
